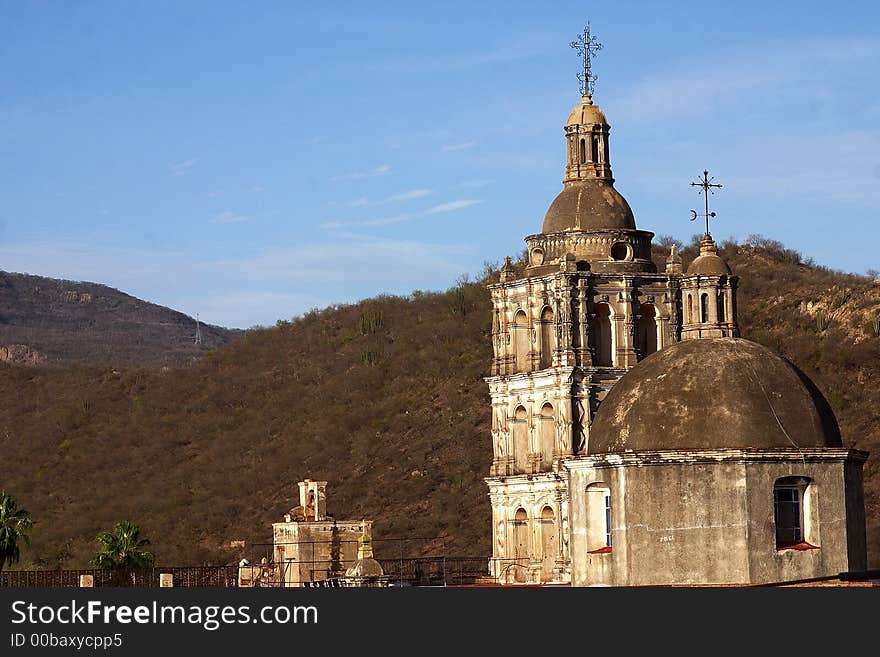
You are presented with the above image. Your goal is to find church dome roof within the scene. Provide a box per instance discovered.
[588,338,842,453]
[542,181,636,233]
[686,253,731,276]
[686,234,732,276]
[566,95,608,126]
[345,557,385,578]
[687,252,731,275]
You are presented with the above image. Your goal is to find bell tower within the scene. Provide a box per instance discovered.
[483,23,744,586]
[681,234,739,339]
[680,171,739,340]
[484,24,691,585]
[564,94,613,183]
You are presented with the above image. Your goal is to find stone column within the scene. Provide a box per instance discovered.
[726,286,736,333]
[556,488,571,580]
[577,279,591,366]
[708,282,719,324]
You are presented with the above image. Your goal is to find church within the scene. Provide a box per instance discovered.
[484,26,869,586]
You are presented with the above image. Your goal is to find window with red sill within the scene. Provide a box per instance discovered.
[586,483,612,554]
[773,476,818,551]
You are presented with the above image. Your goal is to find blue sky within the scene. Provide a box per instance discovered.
[1,1,878,328]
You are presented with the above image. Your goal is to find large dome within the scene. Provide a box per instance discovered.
[588,338,841,453]
[542,181,636,233]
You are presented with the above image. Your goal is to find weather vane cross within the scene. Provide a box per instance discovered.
[690,170,723,237]
[570,22,603,96]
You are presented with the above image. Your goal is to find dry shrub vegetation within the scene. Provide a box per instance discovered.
[2,238,879,569]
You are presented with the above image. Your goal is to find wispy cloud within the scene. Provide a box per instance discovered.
[332,164,392,181]
[611,37,880,124]
[169,159,196,176]
[362,215,408,226]
[323,198,482,229]
[345,189,433,209]
[458,179,494,189]
[442,141,476,152]
[720,130,880,205]
[212,211,249,225]
[320,215,409,229]
[425,199,482,214]
[386,188,432,202]
[371,35,557,76]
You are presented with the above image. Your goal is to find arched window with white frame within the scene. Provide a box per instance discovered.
[586,482,613,554]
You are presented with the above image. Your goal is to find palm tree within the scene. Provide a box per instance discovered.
[92,521,155,571]
[0,492,34,573]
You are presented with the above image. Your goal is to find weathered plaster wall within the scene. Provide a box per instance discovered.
[566,451,867,586]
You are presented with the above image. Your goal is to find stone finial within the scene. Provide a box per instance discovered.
[499,255,515,282]
[699,234,718,256]
[666,244,683,274]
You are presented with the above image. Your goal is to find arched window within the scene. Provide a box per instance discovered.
[538,402,555,469]
[593,303,613,367]
[513,310,529,373]
[539,306,554,369]
[511,405,529,474]
[718,291,726,323]
[638,303,658,359]
[700,293,709,323]
[773,476,817,549]
[579,138,586,164]
[591,133,599,163]
[540,506,557,582]
[586,483,612,553]
[513,508,529,582]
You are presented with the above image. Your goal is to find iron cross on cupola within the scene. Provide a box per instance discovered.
[690,170,723,237]
[570,22,603,97]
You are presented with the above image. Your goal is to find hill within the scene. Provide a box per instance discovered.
[2,238,879,569]
[0,271,241,367]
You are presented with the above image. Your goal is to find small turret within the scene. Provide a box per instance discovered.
[681,234,738,340]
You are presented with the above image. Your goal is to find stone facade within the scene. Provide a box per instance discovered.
[242,480,374,587]
[483,93,738,584]
[271,519,368,586]
[483,75,867,585]
[566,449,868,586]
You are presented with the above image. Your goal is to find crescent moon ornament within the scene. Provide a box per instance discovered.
[690,209,698,221]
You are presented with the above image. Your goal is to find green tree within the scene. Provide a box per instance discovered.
[92,521,155,570]
[0,492,34,573]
